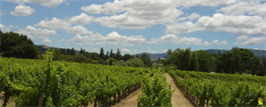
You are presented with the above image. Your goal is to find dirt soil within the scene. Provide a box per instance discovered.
[111,89,141,107]
[165,73,194,107]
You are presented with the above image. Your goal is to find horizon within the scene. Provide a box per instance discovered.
[1,0,265,55]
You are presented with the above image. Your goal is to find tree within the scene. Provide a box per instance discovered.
[106,51,109,57]
[132,55,135,59]
[188,52,199,71]
[218,50,221,55]
[195,50,212,72]
[218,51,236,74]
[100,47,104,59]
[0,31,38,59]
[110,49,115,58]
[79,48,85,55]
[262,57,266,76]
[158,57,161,63]
[140,53,151,67]
[232,48,254,70]
[171,48,191,70]
[67,48,70,55]
[249,56,262,76]
[70,48,75,55]
[123,54,132,62]
[115,48,121,61]
[136,54,139,58]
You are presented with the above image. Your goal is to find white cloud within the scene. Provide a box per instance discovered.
[10,5,35,16]
[91,0,183,29]
[177,12,201,21]
[121,49,131,53]
[16,25,56,39]
[148,34,180,44]
[203,40,228,45]
[58,39,65,42]
[68,31,146,46]
[0,23,11,32]
[166,13,266,36]
[6,0,65,7]
[8,25,19,28]
[234,36,265,45]
[236,35,248,41]
[148,34,203,45]
[217,1,266,16]
[81,4,103,14]
[173,0,239,7]
[43,39,53,43]
[34,17,93,34]
[68,13,95,25]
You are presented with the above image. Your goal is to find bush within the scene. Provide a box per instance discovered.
[66,54,92,63]
[97,59,108,65]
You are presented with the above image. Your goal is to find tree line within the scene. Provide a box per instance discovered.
[161,48,265,76]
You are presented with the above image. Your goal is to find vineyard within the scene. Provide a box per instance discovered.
[0,51,265,106]
[169,70,266,106]
[0,52,155,106]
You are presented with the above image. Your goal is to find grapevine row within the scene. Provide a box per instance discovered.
[169,70,266,106]
[0,51,155,106]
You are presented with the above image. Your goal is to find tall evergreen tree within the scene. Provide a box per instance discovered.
[67,48,70,55]
[115,48,121,61]
[218,50,221,55]
[136,54,139,58]
[106,51,109,57]
[100,47,104,59]
[70,48,75,55]
[110,49,114,58]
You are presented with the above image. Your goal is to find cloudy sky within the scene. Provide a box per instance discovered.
[0,0,265,54]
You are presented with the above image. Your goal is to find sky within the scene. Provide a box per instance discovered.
[0,0,265,55]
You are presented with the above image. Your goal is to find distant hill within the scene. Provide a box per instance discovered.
[136,49,266,61]
[34,44,80,53]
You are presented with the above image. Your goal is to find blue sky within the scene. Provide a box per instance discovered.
[1,0,265,55]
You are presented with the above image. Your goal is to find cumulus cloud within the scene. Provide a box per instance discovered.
[68,13,95,25]
[234,36,265,45]
[43,39,53,43]
[177,12,201,21]
[34,17,93,34]
[6,0,65,7]
[148,34,203,45]
[10,5,35,16]
[8,25,19,28]
[203,40,228,45]
[16,25,57,39]
[121,49,131,53]
[148,34,228,45]
[68,31,146,46]
[0,23,11,32]
[217,1,266,16]
[89,0,183,29]
[166,13,266,36]
[80,0,243,29]
[81,4,103,14]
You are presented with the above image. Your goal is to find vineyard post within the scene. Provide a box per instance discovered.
[38,93,44,107]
